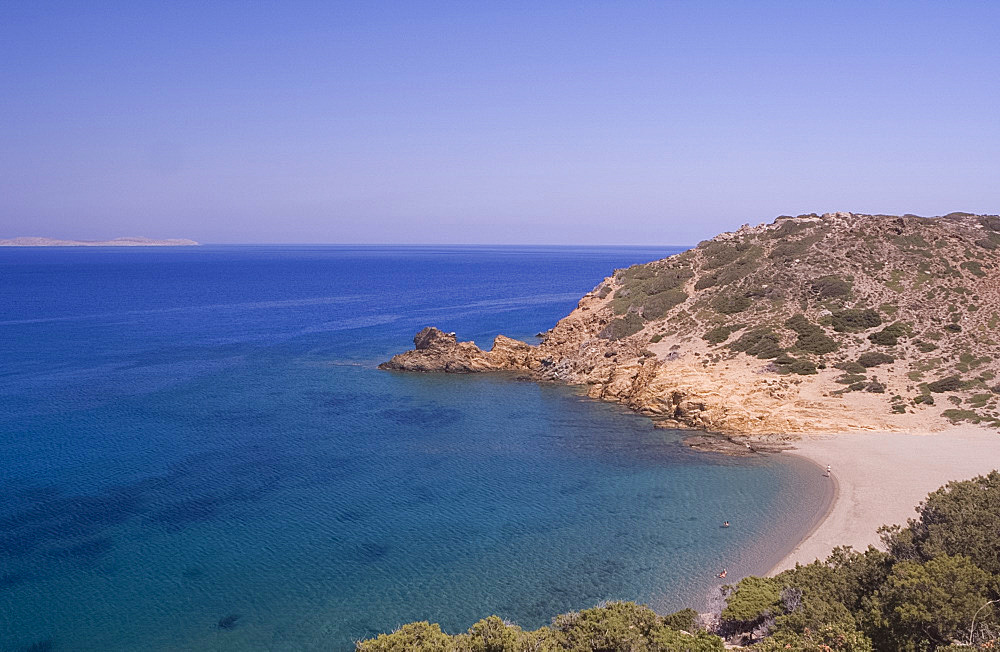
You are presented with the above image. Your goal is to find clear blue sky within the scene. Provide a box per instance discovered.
[2,1,998,244]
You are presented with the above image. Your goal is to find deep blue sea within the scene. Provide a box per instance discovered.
[0,246,829,651]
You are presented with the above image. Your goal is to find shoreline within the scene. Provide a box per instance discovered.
[768,425,1000,575]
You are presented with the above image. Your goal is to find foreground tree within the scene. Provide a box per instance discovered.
[870,554,994,650]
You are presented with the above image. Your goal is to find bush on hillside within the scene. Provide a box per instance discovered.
[703,325,733,345]
[927,375,962,393]
[730,328,783,359]
[831,308,883,332]
[810,275,852,299]
[599,312,645,340]
[868,322,909,346]
[712,293,752,315]
[786,314,839,354]
[858,352,894,368]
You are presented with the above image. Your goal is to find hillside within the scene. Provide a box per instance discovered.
[381,212,1000,442]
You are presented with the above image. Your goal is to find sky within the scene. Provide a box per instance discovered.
[1,1,999,245]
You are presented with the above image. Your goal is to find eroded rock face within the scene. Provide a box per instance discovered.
[379,212,1000,439]
[378,327,537,373]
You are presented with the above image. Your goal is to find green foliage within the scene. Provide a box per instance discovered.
[857,352,894,368]
[832,309,883,333]
[884,471,1000,575]
[927,375,962,393]
[455,616,531,652]
[785,314,839,354]
[600,312,645,340]
[835,361,867,374]
[700,241,741,270]
[722,576,782,623]
[642,289,688,319]
[612,265,693,319]
[944,323,963,333]
[730,328,783,359]
[941,408,988,425]
[661,608,699,632]
[789,359,818,375]
[871,555,993,650]
[961,261,987,278]
[549,602,723,652]
[360,604,726,652]
[358,622,453,652]
[868,322,909,346]
[810,275,852,299]
[650,334,663,344]
[703,325,732,345]
[836,373,867,385]
[865,379,886,393]
[750,625,873,651]
[711,293,752,315]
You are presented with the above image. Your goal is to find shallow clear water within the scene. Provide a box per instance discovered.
[0,246,828,651]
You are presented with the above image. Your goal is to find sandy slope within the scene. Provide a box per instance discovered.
[769,426,1000,574]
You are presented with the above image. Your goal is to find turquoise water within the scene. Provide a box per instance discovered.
[0,246,828,651]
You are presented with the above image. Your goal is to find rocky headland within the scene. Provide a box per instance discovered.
[380,212,1000,447]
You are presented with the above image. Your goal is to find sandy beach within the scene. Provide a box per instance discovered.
[770,425,1000,574]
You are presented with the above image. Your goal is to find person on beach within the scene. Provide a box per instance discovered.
[825,464,831,477]
[722,521,730,528]
[718,568,727,579]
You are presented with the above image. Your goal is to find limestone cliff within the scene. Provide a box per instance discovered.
[381,212,1000,439]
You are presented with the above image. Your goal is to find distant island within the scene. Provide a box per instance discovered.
[0,236,200,247]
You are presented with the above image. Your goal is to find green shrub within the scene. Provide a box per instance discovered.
[662,608,699,632]
[927,375,962,393]
[831,308,882,332]
[868,322,909,346]
[836,373,867,385]
[599,312,645,340]
[810,275,852,299]
[712,293,752,314]
[650,333,663,344]
[357,621,452,652]
[723,576,782,624]
[703,325,732,345]
[789,359,818,375]
[730,328,783,359]
[944,323,962,333]
[961,261,986,278]
[865,379,886,393]
[642,289,687,319]
[835,361,866,374]
[857,352,894,368]
[873,554,994,650]
[700,241,742,270]
[786,314,839,354]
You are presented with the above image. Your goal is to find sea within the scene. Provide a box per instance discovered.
[0,245,830,651]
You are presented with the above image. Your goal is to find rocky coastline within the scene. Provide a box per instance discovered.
[380,212,1000,446]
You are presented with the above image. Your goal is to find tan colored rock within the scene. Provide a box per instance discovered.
[378,327,537,373]
[381,212,1000,442]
